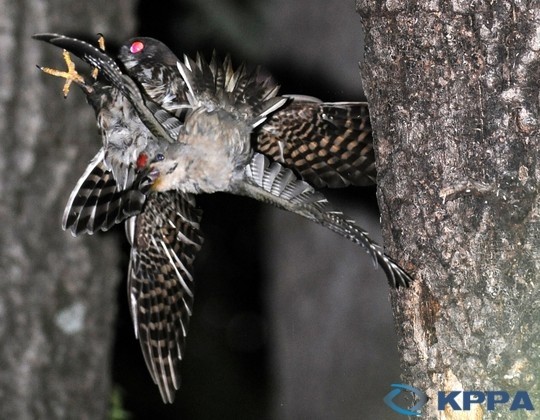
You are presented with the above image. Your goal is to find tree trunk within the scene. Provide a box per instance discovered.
[0,1,134,418]
[358,1,539,418]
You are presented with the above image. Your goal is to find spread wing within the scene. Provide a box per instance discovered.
[235,153,411,289]
[256,98,375,188]
[126,191,203,403]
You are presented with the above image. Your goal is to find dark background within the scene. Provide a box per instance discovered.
[110,1,402,418]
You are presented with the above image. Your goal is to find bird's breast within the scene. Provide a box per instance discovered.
[152,109,253,194]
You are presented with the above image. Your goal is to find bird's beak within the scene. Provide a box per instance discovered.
[33,33,125,89]
[34,33,177,144]
[135,166,161,194]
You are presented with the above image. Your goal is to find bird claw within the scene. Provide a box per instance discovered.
[39,33,107,96]
[91,34,107,80]
[39,49,88,98]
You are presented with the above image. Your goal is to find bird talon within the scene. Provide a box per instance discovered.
[39,49,87,98]
[97,33,106,51]
[91,34,107,80]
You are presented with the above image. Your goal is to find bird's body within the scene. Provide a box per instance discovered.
[58,71,154,234]
[150,108,253,193]
[122,47,288,194]
[94,87,149,183]
[34,33,412,404]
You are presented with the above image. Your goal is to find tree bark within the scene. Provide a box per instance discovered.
[358,1,539,418]
[0,1,134,418]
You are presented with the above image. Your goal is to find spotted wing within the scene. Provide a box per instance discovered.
[63,148,148,235]
[236,153,411,289]
[256,98,375,188]
[126,191,203,403]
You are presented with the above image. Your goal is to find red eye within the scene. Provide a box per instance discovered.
[136,152,148,168]
[130,40,144,54]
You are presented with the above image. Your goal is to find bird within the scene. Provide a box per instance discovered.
[35,35,204,403]
[116,37,377,189]
[34,33,412,403]
[114,37,410,287]
[34,35,159,234]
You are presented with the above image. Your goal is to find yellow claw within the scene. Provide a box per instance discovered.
[97,34,106,51]
[40,49,86,98]
[91,34,106,80]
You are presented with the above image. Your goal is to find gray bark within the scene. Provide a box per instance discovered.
[357,1,539,418]
[0,1,134,418]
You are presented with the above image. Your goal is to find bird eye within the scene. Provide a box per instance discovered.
[156,153,164,161]
[130,40,144,54]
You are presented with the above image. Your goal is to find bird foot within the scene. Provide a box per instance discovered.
[39,49,89,98]
[90,34,106,80]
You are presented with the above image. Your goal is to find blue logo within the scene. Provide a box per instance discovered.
[384,383,428,417]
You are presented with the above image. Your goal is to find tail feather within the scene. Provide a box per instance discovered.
[177,52,287,126]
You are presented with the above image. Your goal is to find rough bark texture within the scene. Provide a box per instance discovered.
[0,1,134,418]
[357,1,539,418]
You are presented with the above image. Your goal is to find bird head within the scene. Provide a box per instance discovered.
[118,37,180,74]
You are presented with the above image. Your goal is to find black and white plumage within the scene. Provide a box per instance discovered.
[238,153,407,286]
[126,191,203,403]
[33,34,162,234]
[62,148,149,235]
[118,38,190,116]
[118,37,377,189]
[35,33,412,404]
[35,34,205,403]
[118,40,410,286]
[257,98,376,188]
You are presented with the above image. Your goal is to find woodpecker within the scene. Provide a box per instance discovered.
[35,35,156,234]
[117,37,377,189]
[35,34,206,403]
[35,33,412,404]
[114,37,409,286]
